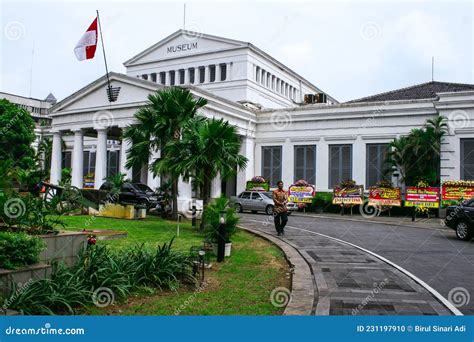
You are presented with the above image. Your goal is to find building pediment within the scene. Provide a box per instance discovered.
[123,29,248,66]
[49,73,160,114]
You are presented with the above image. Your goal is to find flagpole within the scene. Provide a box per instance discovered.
[96,10,112,100]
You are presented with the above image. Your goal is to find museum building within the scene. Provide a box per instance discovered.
[47,30,474,215]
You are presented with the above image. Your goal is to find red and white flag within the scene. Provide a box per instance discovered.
[74,17,98,61]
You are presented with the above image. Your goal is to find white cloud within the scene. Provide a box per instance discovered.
[277,41,313,70]
[394,10,456,65]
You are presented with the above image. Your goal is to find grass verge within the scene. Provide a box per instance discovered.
[61,215,290,315]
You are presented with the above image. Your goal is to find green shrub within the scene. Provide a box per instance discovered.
[5,239,194,315]
[308,192,333,212]
[203,196,239,243]
[0,232,45,269]
[0,191,65,235]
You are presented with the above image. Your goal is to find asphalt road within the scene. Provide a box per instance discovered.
[240,212,474,315]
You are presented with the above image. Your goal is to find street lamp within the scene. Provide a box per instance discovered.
[217,210,226,262]
[198,249,206,285]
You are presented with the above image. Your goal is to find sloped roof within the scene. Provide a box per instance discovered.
[348,81,474,103]
[44,93,57,104]
[123,29,248,66]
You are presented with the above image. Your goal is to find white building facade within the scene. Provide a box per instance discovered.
[48,30,474,215]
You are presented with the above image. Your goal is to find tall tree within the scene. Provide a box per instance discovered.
[124,87,207,218]
[157,117,248,205]
[0,99,36,170]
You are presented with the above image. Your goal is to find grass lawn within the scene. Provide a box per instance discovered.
[61,215,291,315]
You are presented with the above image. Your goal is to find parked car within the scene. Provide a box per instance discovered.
[445,199,474,241]
[99,182,160,209]
[230,191,297,215]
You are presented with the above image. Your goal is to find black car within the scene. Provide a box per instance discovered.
[445,198,474,241]
[99,182,160,209]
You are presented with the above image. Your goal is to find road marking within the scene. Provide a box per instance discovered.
[242,217,463,316]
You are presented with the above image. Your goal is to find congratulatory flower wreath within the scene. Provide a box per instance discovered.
[442,180,474,187]
[250,176,266,183]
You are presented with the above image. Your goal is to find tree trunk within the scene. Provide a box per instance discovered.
[171,177,178,220]
[199,176,211,230]
[202,176,211,206]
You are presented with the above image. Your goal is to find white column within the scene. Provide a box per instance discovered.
[353,136,366,187]
[178,176,192,199]
[215,64,221,82]
[204,65,210,83]
[211,175,222,199]
[260,69,264,85]
[236,136,255,194]
[316,138,329,191]
[140,165,148,184]
[177,176,193,216]
[165,71,171,86]
[120,137,133,180]
[299,80,303,102]
[147,148,161,190]
[184,68,190,84]
[282,139,293,186]
[94,128,108,189]
[227,62,232,81]
[71,129,84,188]
[50,131,62,185]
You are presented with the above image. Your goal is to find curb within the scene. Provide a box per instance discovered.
[238,225,315,315]
[291,212,451,231]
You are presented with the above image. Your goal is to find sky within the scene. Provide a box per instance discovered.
[0,0,473,103]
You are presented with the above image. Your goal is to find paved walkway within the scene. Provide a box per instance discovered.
[241,218,458,316]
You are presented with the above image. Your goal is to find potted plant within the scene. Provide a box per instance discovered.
[202,196,239,257]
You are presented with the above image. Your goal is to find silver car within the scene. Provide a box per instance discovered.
[230,191,297,215]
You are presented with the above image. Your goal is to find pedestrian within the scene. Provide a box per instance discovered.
[273,180,288,236]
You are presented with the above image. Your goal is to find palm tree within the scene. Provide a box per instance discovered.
[124,87,207,219]
[157,117,248,205]
[384,116,448,186]
[105,173,130,194]
[384,136,411,184]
